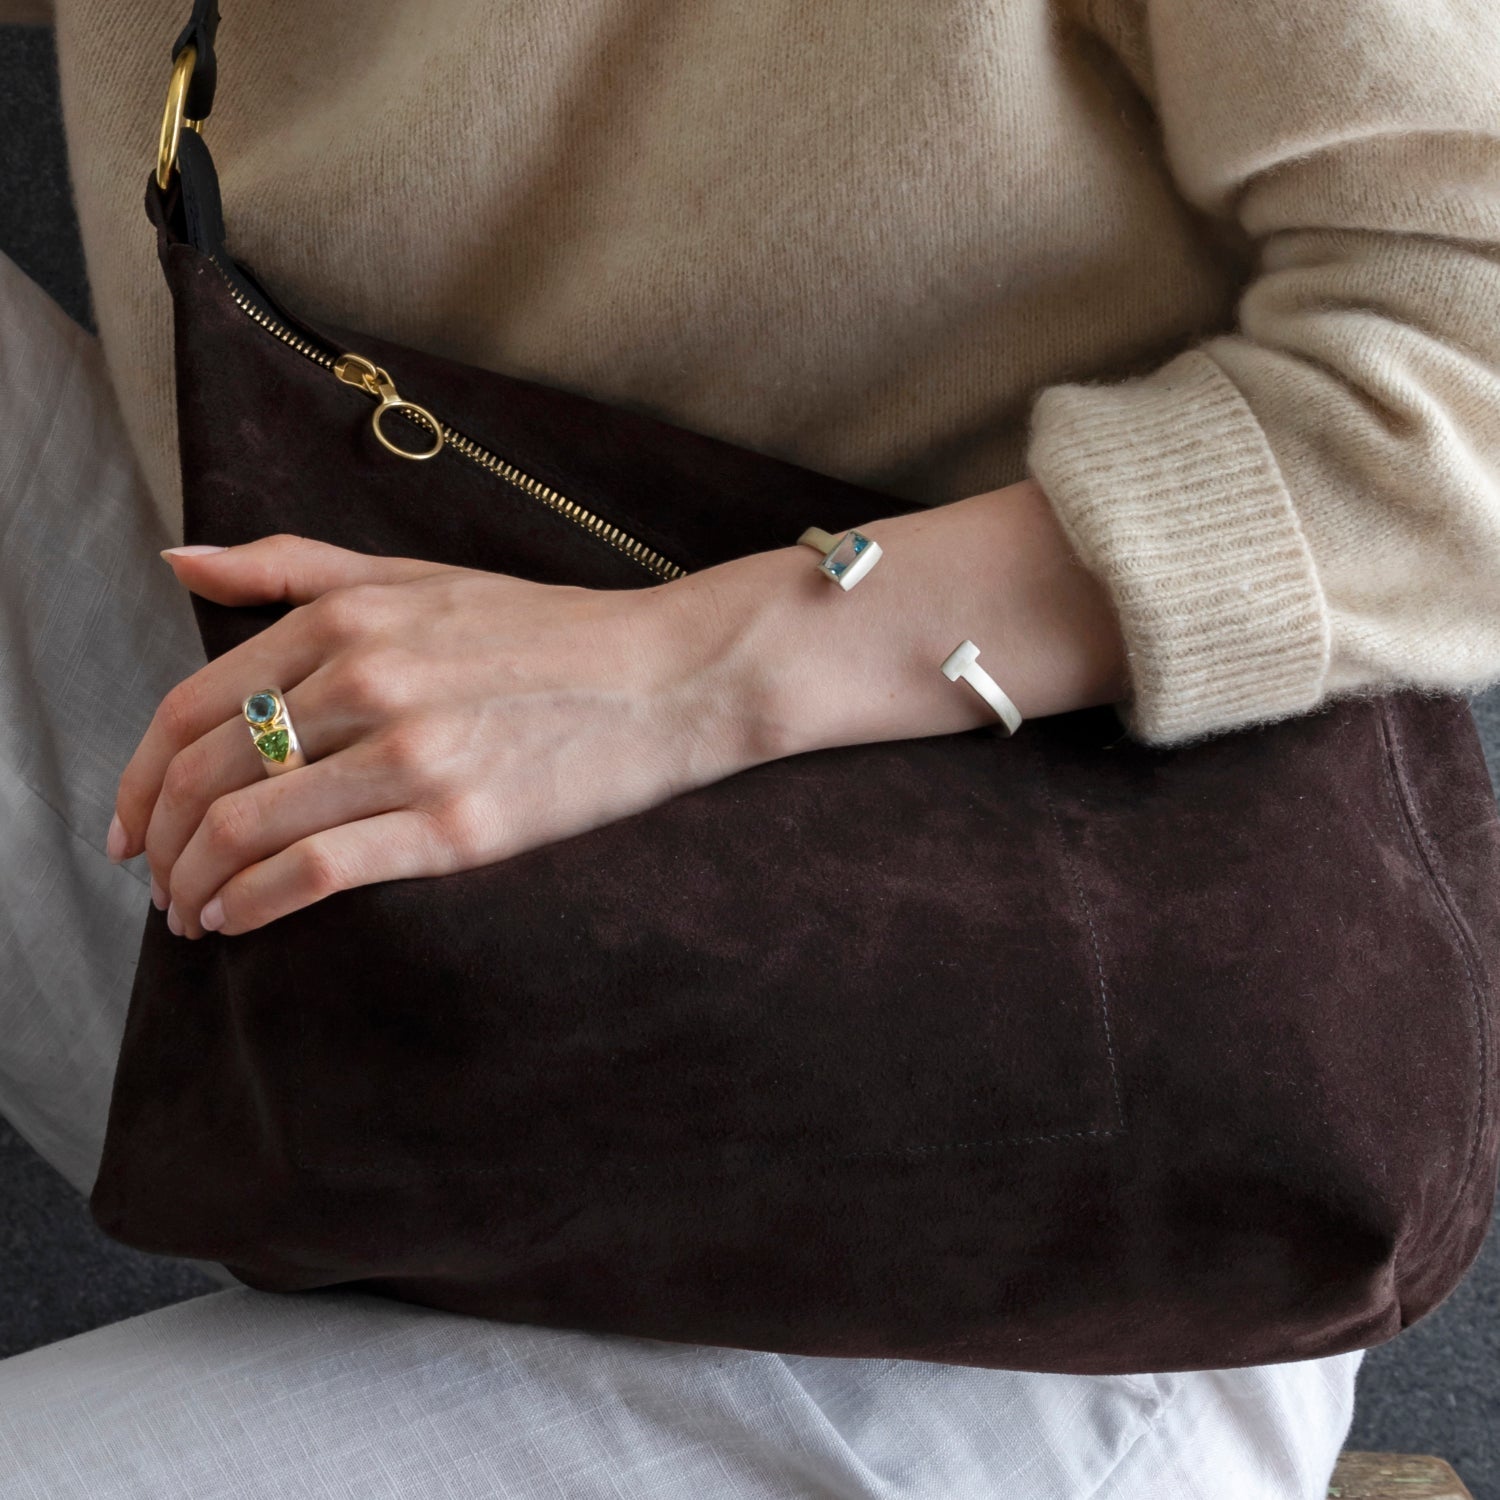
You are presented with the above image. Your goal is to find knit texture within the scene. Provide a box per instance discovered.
[5,0,1500,744]
[1028,351,1331,743]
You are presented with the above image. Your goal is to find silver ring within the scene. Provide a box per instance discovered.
[243,687,309,775]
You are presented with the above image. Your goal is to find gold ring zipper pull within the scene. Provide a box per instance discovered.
[214,265,684,578]
[334,353,445,461]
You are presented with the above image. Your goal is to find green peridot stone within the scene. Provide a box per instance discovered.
[255,728,290,763]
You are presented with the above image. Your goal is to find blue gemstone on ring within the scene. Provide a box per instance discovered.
[820,530,878,584]
[245,692,279,724]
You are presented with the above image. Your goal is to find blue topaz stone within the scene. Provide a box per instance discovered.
[819,529,882,590]
[245,691,279,725]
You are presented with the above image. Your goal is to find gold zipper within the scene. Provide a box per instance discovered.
[211,266,687,583]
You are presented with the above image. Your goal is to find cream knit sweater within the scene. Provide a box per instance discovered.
[6,0,1500,745]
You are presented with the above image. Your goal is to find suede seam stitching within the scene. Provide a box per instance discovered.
[290,1082,1129,1177]
[1376,697,1491,1304]
[288,769,1130,1176]
[1041,766,1128,1132]
[295,1128,1134,1175]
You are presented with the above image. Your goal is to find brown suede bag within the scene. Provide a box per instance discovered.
[90,3,1500,1374]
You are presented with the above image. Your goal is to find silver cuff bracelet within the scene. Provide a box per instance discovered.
[940,639,1023,735]
[797,526,883,590]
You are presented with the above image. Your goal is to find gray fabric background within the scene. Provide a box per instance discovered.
[0,23,1495,1498]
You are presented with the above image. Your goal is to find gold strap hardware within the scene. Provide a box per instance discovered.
[156,43,204,191]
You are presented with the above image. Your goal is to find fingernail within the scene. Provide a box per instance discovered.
[150,874,168,911]
[160,544,228,558]
[200,896,224,932]
[166,901,183,936]
[106,812,127,862]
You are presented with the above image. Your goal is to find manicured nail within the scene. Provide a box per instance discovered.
[160,544,228,558]
[166,901,183,936]
[150,874,168,911]
[106,811,127,862]
[200,896,224,932]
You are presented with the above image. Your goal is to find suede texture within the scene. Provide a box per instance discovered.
[88,164,1500,1375]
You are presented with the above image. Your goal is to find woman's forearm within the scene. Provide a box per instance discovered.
[647,479,1132,769]
[128,493,1126,938]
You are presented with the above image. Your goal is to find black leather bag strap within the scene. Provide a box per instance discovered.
[171,0,221,121]
[151,0,262,306]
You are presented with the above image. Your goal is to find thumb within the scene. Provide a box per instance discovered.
[159,532,447,605]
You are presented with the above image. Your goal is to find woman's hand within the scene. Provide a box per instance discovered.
[110,479,1128,940]
[107,534,756,939]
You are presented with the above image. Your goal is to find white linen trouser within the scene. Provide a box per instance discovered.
[0,247,1363,1499]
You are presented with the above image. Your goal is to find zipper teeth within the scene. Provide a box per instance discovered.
[212,265,687,583]
[428,423,685,583]
[229,292,337,370]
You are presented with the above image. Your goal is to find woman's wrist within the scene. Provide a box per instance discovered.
[645,479,1132,771]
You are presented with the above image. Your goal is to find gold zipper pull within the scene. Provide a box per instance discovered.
[333,353,444,461]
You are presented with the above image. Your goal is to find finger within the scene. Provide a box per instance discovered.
[144,668,376,924]
[195,807,450,937]
[164,737,414,938]
[114,622,329,864]
[113,566,425,860]
[161,532,449,607]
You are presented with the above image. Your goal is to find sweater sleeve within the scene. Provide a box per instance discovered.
[1025,0,1500,745]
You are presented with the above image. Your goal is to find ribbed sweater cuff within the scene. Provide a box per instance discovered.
[1025,349,1332,746]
